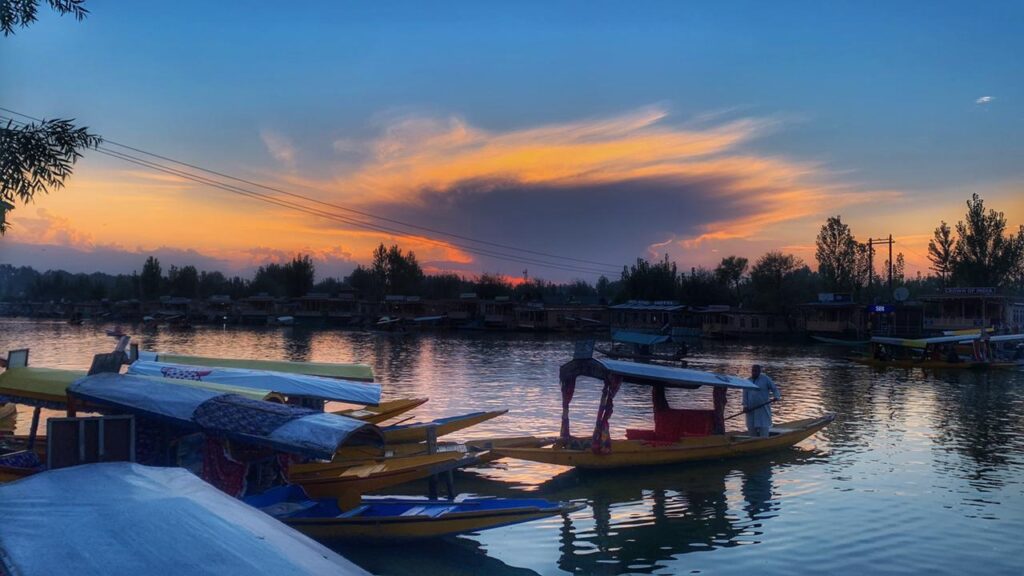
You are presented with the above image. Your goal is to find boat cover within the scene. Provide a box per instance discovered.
[0,367,274,407]
[128,360,381,405]
[0,367,84,407]
[137,350,375,381]
[0,463,369,576]
[596,358,758,390]
[611,331,671,346]
[69,373,383,459]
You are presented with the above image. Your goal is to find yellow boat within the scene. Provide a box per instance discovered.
[845,355,1017,370]
[381,410,508,444]
[332,397,428,424]
[288,453,477,501]
[290,435,553,477]
[494,416,834,469]
[139,352,375,381]
[492,354,834,470]
[245,485,584,541]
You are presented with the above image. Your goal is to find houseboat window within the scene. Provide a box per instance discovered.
[752,317,760,329]
[740,317,746,328]
[767,317,775,328]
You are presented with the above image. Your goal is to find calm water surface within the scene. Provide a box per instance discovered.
[2,319,1022,575]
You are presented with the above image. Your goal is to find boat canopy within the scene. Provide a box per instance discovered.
[127,360,381,405]
[0,367,84,407]
[69,373,383,459]
[0,367,277,408]
[557,357,756,456]
[611,331,671,347]
[0,463,370,576]
[591,358,757,390]
[137,350,375,381]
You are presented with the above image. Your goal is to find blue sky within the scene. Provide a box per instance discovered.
[2,1,1021,279]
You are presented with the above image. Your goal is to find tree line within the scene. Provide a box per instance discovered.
[2,195,1021,308]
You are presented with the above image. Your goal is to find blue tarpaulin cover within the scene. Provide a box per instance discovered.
[0,463,370,576]
[69,373,382,459]
[128,360,381,405]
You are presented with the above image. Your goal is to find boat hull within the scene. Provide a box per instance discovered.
[332,397,428,424]
[289,453,474,500]
[381,410,507,444]
[846,356,1017,370]
[492,415,835,469]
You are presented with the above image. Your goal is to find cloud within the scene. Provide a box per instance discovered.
[273,106,892,274]
[975,96,994,105]
[260,130,298,169]
[9,208,97,249]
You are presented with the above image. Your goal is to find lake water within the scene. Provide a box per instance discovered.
[2,318,1022,575]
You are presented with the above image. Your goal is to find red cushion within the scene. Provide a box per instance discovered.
[654,409,714,440]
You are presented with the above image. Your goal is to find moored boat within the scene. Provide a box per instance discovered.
[288,453,478,502]
[381,410,508,444]
[245,484,584,541]
[492,354,834,470]
[136,350,375,381]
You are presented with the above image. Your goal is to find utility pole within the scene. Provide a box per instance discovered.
[868,236,896,299]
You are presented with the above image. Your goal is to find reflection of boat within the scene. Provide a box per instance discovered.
[0,463,371,575]
[381,410,508,444]
[333,397,429,424]
[494,356,834,469]
[245,485,583,541]
[136,351,375,381]
[541,451,821,574]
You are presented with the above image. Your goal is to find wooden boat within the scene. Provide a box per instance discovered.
[288,453,478,502]
[291,435,554,477]
[245,485,584,541]
[810,335,870,346]
[381,410,508,444]
[845,355,1017,370]
[494,415,834,469]
[332,397,428,424]
[492,355,834,470]
[136,351,375,381]
[595,330,687,365]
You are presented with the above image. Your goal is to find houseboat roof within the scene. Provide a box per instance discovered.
[69,373,383,459]
[0,463,370,576]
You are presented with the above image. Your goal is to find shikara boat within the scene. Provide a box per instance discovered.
[288,453,478,502]
[0,463,371,575]
[595,330,687,364]
[332,397,428,424]
[127,359,382,405]
[381,410,508,444]
[245,484,584,541]
[292,435,554,476]
[492,356,834,470]
[136,350,375,381]
[850,333,1024,370]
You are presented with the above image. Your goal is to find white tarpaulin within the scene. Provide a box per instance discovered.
[0,463,370,576]
[128,360,381,405]
[597,358,758,390]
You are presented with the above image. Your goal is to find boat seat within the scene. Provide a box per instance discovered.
[625,409,715,442]
[399,505,457,518]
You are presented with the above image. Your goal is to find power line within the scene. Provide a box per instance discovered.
[0,105,624,273]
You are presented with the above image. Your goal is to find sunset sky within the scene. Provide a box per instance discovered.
[2,1,1022,282]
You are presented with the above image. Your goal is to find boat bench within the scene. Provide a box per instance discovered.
[625,409,715,442]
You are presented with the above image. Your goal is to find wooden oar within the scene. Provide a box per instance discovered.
[725,397,778,421]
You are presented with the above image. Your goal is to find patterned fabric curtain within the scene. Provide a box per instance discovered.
[590,374,622,454]
[559,375,577,445]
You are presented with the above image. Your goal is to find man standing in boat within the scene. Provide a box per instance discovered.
[744,364,781,437]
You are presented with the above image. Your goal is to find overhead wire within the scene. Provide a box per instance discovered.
[0,106,624,276]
